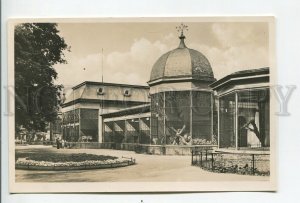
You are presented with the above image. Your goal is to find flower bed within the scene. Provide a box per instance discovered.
[15,152,135,170]
[16,153,118,162]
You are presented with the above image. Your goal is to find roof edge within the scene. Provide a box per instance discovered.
[72,81,150,90]
[148,75,216,86]
[210,67,270,90]
[101,104,151,118]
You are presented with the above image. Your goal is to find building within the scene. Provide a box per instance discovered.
[210,67,270,151]
[61,27,270,156]
[101,104,150,150]
[61,81,150,142]
[148,30,216,146]
[97,29,219,155]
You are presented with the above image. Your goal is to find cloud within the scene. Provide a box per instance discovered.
[104,37,171,85]
[55,37,172,87]
[190,23,269,79]
[54,23,268,88]
[105,37,170,83]
[54,52,101,87]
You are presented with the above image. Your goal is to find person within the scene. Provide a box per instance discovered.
[56,138,60,149]
[61,139,65,148]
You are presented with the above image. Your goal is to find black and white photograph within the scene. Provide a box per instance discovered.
[8,17,276,192]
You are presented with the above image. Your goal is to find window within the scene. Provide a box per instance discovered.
[97,87,105,95]
[123,89,131,97]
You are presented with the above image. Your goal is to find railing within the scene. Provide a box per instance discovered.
[191,150,270,176]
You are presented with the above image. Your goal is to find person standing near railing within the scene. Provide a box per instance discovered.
[56,138,60,149]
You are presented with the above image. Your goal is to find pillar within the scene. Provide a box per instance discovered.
[98,115,103,143]
[217,97,220,148]
[190,90,193,140]
[235,91,238,150]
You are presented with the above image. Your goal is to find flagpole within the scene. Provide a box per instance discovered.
[101,48,104,84]
[99,48,104,143]
[101,48,104,114]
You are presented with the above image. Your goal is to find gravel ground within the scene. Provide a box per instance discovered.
[15,145,269,182]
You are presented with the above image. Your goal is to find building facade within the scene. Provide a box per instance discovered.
[101,104,150,149]
[60,29,270,156]
[210,68,270,150]
[61,82,150,142]
[148,31,216,146]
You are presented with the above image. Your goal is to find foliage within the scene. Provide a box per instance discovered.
[14,23,70,133]
[15,152,117,162]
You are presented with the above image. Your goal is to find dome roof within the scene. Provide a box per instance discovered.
[149,34,215,84]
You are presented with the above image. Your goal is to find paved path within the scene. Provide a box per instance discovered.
[15,145,269,182]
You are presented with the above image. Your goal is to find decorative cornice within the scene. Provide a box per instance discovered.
[210,67,269,91]
[61,98,149,108]
[148,75,216,86]
[72,81,150,90]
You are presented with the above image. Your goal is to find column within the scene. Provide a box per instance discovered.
[211,92,214,142]
[217,97,220,148]
[78,108,81,141]
[163,92,166,145]
[190,90,193,140]
[235,92,238,150]
[138,118,141,144]
[98,114,103,143]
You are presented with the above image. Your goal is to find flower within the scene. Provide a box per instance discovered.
[16,157,133,169]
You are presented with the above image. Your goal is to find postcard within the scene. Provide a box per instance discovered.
[8,17,276,193]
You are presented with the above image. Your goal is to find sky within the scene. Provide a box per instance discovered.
[53,21,269,89]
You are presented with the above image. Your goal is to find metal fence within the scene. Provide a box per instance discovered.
[191,150,270,176]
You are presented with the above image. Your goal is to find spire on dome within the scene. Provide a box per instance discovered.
[176,23,188,48]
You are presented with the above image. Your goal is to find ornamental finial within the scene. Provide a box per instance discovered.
[176,23,188,38]
[176,23,188,48]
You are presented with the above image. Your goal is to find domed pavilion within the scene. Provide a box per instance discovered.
[148,25,216,145]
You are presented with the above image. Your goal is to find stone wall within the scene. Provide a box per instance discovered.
[63,142,216,156]
[122,143,216,156]
[64,142,113,149]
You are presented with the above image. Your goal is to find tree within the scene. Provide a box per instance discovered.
[14,23,70,134]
